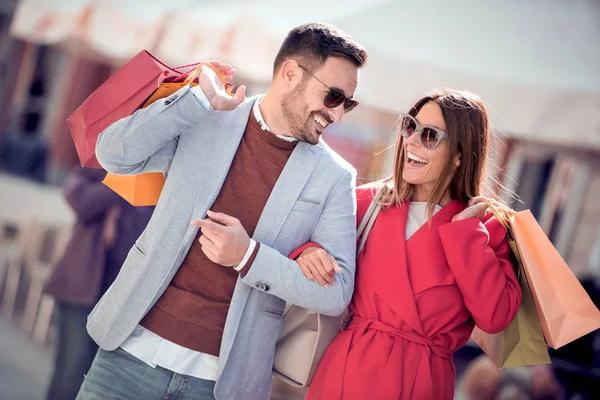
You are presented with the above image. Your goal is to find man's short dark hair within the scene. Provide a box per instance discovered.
[273,22,368,75]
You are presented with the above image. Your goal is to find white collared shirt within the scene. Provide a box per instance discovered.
[251,95,298,142]
[120,89,289,380]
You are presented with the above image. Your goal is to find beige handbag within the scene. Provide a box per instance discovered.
[272,186,384,387]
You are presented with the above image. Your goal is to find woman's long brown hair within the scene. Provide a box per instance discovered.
[381,89,491,217]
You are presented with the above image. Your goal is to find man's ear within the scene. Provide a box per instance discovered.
[279,60,302,88]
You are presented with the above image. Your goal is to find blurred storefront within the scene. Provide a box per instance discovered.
[1,0,598,259]
[1,0,599,266]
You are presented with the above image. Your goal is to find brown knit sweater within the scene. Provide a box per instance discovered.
[140,112,297,356]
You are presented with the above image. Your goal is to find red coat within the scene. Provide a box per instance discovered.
[306,186,522,400]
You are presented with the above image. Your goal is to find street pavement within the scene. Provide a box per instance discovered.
[0,317,53,400]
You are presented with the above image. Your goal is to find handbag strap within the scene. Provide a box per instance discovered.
[482,199,523,271]
[357,186,385,255]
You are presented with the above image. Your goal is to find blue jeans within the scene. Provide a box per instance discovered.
[76,348,216,400]
[46,303,97,400]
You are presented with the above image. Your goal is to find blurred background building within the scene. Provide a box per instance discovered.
[0,0,599,399]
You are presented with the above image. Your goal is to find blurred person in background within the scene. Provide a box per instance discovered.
[43,166,153,400]
[0,110,48,182]
[0,72,48,182]
[462,354,563,400]
[293,89,523,399]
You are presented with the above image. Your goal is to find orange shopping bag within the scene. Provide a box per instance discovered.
[511,210,600,349]
[101,62,233,206]
[102,172,166,207]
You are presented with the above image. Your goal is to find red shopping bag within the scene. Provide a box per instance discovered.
[100,63,232,206]
[67,50,230,168]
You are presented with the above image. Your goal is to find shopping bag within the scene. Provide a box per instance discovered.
[102,172,166,207]
[100,63,231,206]
[511,210,600,349]
[471,271,551,367]
[68,50,179,168]
[67,50,232,168]
[471,202,551,368]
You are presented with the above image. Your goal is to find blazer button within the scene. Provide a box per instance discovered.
[165,94,178,105]
[254,282,266,291]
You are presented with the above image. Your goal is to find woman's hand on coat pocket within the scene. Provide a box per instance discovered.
[297,247,342,289]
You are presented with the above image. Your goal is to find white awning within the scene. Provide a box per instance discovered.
[153,1,250,66]
[10,0,197,60]
[10,0,600,149]
[10,0,93,44]
[221,0,600,149]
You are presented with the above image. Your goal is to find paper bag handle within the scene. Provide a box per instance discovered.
[182,62,229,85]
[481,199,523,270]
[481,199,514,231]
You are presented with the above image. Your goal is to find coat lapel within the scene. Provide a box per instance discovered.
[190,101,255,222]
[253,141,322,246]
[184,99,255,249]
[361,201,424,333]
[405,200,465,245]
[404,200,464,303]
[359,200,465,335]
[424,200,463,231]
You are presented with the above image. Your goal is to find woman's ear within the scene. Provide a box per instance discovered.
[454,152,462,168]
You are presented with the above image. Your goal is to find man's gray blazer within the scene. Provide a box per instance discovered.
[88,85,357,400]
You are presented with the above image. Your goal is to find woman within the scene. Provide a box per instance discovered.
[293,89,522,399]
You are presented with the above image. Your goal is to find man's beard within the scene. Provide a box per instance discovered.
[281,83,330,145]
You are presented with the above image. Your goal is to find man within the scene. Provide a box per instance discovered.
[77,22,367,400]
[44,166,153,400]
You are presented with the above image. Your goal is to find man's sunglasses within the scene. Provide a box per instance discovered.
[399,113,448,150]
[298,64,359,113]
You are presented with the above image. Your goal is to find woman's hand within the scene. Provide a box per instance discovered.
[297,247,342,288]
[452,196,500,222]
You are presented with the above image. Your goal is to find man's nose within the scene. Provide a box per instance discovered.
[328,104,344,123]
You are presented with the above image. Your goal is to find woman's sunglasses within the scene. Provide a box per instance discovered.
[399,113,448,149]
[298,64,359,113]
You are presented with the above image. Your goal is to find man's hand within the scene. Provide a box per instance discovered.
[198,62,246,111]
[297,247,342,289]
[207,60,236,83]
[190,210,250,267]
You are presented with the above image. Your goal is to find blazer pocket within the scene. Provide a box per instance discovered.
[132,243,147,257]
[261,308,284,318]
[291,200,321,214]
